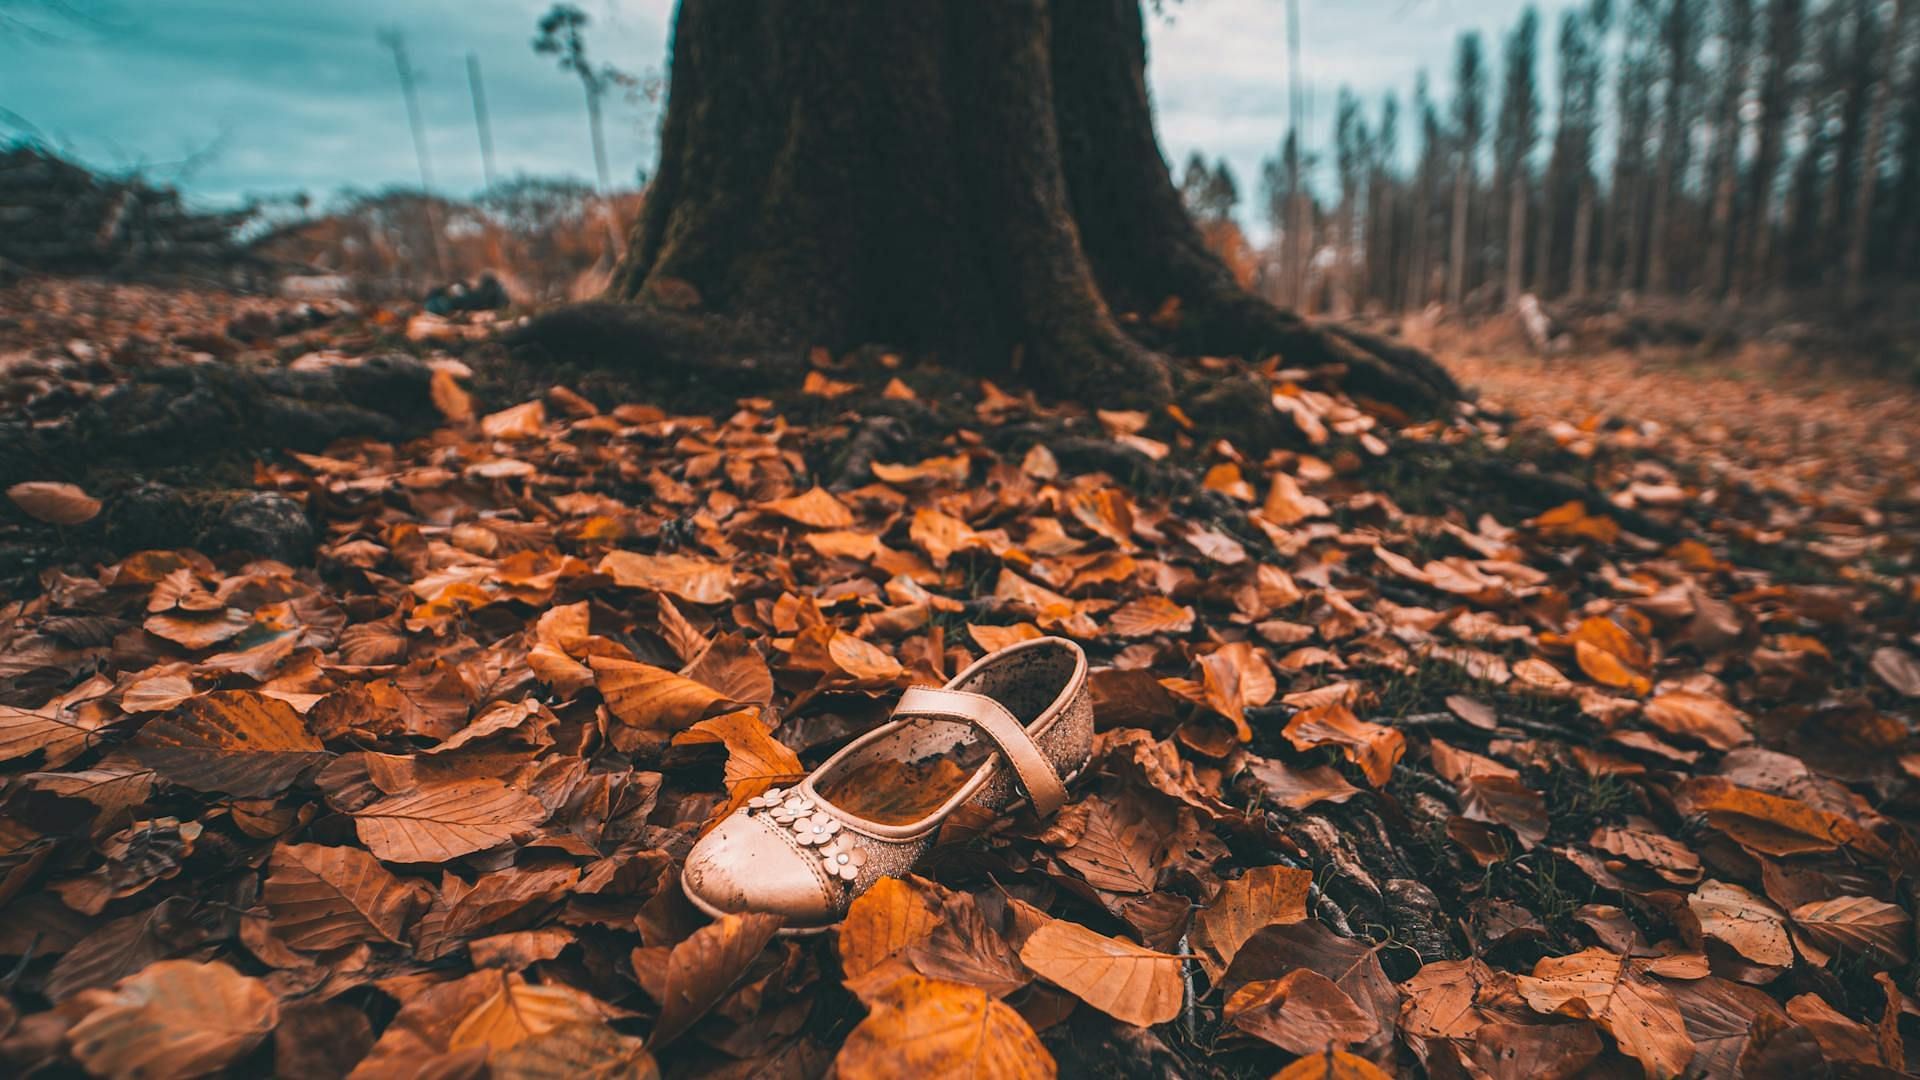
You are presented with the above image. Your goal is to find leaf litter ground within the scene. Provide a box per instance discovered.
[2,280,1919,1079]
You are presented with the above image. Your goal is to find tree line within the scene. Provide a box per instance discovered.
[1182,0,1917,316]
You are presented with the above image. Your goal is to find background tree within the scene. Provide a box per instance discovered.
[1494,7,1541,305]
[533,4,634,194]
[520,0,1458,423]
[1608,0,1659,291]
[1408,70,1442,308]
[1644,0,1702,294]
[1334,87,1369,313]
[1702,0,1754,295]
[1447,32,1486,307]
[1742,0,1804,294]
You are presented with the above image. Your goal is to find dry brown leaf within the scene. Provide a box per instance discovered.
[1108,595,1196,638]
[1270,1049,1393,1080]
[1191,863,1313,981]
[447,973,615,1055]
[1870,647,1920,698]
[1282,703,1405,787]
[490,1021,659,1080]
[1574,640,1651,696]
[838,876,942,981]
[759,486,854,529]
[1017,917,1183,1027]
[674,709,805,813]
[264,842,419,950]
[1676,778,1877,859]
[351,779,549,862]
[1790,895,1910,968]
[1222,922,1398,1058]
[1516,947,1693,1078]
[648,911,784,1048]
[1224,968,1376,1054]
[67,959,279,1080]
[1687,879,1792,967]
[126,690,329,798]
[8,480,101,525]
[835,973,1055,1080]
[592,656,739,736]
[596,550,735,604]
[1643,691,1752,750]
[1054,795,1161,895]
[0,702,111,768]
[1242,756,1362,811]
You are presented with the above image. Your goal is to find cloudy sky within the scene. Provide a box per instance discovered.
[3,0,1581,234]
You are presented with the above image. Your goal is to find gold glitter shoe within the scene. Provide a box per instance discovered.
[680,636,1092,933]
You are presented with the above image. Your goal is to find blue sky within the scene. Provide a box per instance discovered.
[3,0,1581,235]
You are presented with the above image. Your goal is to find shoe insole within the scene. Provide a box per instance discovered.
[815,743,993,826]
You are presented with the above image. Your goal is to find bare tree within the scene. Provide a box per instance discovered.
[1495,8,1541,305]
[1845,0,1909,302]
[1448,32,1486,308]
[534,4,633,194]
[1703,0,1754,296]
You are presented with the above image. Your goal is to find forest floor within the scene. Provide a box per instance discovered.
[1,278,1918,1079]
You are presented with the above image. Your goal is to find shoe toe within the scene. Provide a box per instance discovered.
[681,812,836,927]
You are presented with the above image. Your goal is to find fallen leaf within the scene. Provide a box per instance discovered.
[126,691,329,797]
[1643,691,1752,750]
[7,480,101,525]
[1223,969,1376,1054]
[1017,917,1183,1027]
[1270,1049,1393,1080]
[1282,703,1405,787]
[1191,864,1313,981]
[834,973,1055,1079]
[1516,947,1693,1078]
[264,842,418,949]
[351,779,549,862]
[1687,879,1792,967]
[648,911,784,1047]
[67,960,279,1079]
[1790,895,1910,969]
[596,550,735,604]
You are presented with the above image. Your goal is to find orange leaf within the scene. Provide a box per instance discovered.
[1191,864,1313,981]
[1017,918,1183,1027]
[1223,969,1377,1055]
[1687,880,1792,967]
[1517,947,1693,1078]
[591,656,739,736]
[68,960,279,1079]
[1282,703,1405,787]
[834,973,1055,1080]
[7,480,100,525]
[647,911,784,1048]
[758,486,854,529]
[1642,691,1751,750]
[838,876,942,981]
[351,779,549,862]
[264,842,419,950]
[126,690,328,798]
[1108,595,1196,638]
[595,550,735,605]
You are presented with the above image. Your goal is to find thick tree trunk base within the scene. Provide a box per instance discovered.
[517,0,1459,431]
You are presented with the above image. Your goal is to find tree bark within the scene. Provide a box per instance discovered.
[516,0,1457,418]
[1703,0,1752,298]
[1448,162,1471,307]
[1845,0,1906,304]
[1504,174,1527,305]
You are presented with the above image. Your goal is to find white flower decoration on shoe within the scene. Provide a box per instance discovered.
[820,833,867,881]
[792,811,840,845]
[768,794,813,824]
[745,788,787,813]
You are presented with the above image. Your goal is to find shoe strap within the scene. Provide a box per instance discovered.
[894,686,1068,817]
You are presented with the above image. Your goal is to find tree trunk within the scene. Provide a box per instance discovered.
[1448,163,1470,306]
[517,0,1457,418]
[1504,174,1527,305]
[1845,0,1906,304]
[1703,0,1751,298]
[1569,174,1594,298]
